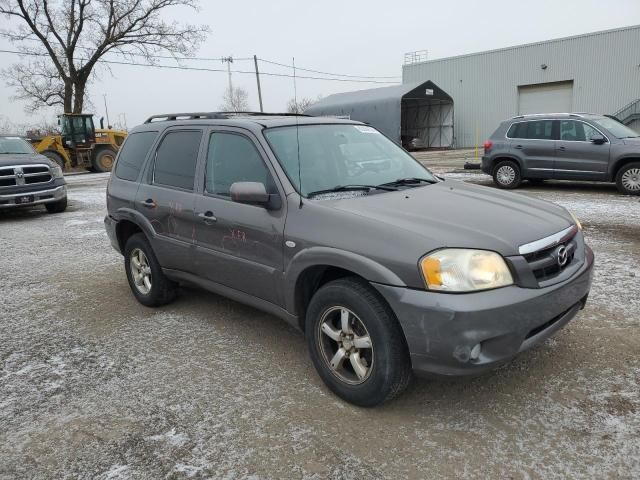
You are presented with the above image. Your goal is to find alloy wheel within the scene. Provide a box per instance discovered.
[497,165,516,185]
[130,248,152,294]
[317,306,374,385]
[622,168,640,192]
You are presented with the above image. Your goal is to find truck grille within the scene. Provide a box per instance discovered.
[522,229,578,283]
[0,164,52,188]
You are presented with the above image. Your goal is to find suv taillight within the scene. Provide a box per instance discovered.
[483,140,493,154]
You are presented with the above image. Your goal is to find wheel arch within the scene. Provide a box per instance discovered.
[491,155,523,174]
[610,156,640,181]
[114,208,156,253]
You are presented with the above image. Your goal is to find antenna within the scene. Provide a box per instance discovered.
[293,57,303,208]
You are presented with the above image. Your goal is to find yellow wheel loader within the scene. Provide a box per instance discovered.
[29,114,127,173]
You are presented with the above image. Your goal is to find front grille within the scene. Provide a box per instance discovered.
[523,231,578,283]
[0,164,52,189]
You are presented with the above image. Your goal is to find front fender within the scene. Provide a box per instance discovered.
[283,246,407,313]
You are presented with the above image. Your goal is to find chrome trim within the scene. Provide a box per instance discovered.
[0,185,66,208]
[518,225,577,255]
[504,119,609,143]
[527,167,603,174]
[0,163,53,189]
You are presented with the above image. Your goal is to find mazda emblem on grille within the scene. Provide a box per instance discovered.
[555,245,569,267]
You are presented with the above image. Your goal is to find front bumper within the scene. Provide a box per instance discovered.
[374,245,594,376]
[0,184,67,209]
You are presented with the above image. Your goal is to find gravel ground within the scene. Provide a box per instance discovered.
[1,170,639,479]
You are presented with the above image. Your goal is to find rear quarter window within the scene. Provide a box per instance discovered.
[506,122,527,139]
[114,131,158,181]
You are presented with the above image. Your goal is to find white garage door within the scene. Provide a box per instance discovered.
[518,81,574,115]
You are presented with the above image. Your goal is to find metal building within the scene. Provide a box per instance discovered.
[305,81,454,148]
[402,25,640,147]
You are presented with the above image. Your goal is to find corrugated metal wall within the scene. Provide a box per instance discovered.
[402,25,640,148]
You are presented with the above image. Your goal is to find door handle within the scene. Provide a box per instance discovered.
[558,146,566,151]
[197,211,217,223]
[514,145,524,150]
[140,198,156,208]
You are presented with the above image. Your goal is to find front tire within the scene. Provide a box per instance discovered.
[124,233,177,307]
[493,160,522,189]
[305,277,412,407]
[45,196,67,213]
[616,162,640,195]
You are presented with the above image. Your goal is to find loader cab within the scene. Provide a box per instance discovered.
[59,114,96,149]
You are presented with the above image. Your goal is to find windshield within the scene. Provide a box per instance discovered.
[264,124,435,196]
[592,117,639,138]
[0,136,35,154]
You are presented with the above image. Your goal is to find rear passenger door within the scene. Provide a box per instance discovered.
[554,120,610,179]
[192,128,286,306]
[135,128,204,271]
[508,120,556,177]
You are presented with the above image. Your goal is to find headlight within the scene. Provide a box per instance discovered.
[50,165,64,179]
[420,249,514,292]
[568,210,582,230]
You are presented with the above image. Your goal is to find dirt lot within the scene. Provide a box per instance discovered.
[1,167,639,479]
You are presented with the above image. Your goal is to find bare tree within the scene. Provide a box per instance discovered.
[219,87,250,112]
[286,96,321,114]
[0,0,209,114]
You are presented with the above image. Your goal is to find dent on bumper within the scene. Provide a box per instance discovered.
[374,246,594,376]
[0,184,66,208]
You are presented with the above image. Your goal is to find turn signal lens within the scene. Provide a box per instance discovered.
[420,249,513,292]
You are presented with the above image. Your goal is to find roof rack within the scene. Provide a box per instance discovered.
[510,112,581,119]
[144,111,310,124]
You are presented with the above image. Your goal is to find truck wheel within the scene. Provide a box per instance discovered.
[43,150,65,170]
[124,233,177,307]
[616,162,640,195]
[305,277,412,407]
[493,160,522,189]
[45,196,67,213]
[92,147,117,173]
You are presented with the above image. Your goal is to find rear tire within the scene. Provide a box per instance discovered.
[305,277,412,407]
[45,196,67,213]
[616,162,640,195]
[42,150,65,170]
[92,147,117,173]
[493,160,522,189]
[124,233,177,307]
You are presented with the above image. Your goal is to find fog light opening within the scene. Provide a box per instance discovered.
[470,343,482,361]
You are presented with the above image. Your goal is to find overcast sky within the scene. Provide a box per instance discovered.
[1,0,639,128]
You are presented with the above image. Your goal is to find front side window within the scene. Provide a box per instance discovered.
[153,130,202,190]
[560,120,586,141]
[526,120,554,140]
[0,137,36,154]
[115,131,158,181]
[205,132,272,197]
[264,124,435,196]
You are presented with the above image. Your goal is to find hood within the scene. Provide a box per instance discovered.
[623,137,640,146]
[0,153,54,168]
[322,180,573,256]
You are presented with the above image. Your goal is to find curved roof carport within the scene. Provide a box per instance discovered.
[305,81,454,148]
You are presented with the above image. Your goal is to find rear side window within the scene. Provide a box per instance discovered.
[507,122,527,139]
[114,131,158,181]
[153,130,202,190]
[525,120,554,140]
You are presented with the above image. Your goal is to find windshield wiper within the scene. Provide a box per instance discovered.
[378,177,438,187]
[307,184,397,197]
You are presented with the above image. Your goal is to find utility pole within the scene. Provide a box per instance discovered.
[103,94,110,128]
[221,56,234,97]
[253,55,264,112]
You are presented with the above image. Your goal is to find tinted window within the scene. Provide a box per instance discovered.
[526,120,554,140]
[560,120,589,141]
[0,137,35,154]
[115,131,158,181]
[507,122,527,139]
[154,130,202,190]
[582,123,601,141]
[205,132,273,197]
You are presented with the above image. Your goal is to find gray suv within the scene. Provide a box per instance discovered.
[481,113,640,195]
[105,112,594,406]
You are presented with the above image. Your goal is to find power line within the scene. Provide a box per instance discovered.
[0,48,399,84]
[0,31,400,80]
[259,57,400,80]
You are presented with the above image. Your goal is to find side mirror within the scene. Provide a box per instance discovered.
[230,181,280,209]
[590,133,606,145]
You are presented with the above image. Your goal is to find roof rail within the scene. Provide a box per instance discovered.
[144,111,310,124]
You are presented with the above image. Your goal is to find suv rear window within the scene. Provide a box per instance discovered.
[114,131,158,181]
[153,130,202,190]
